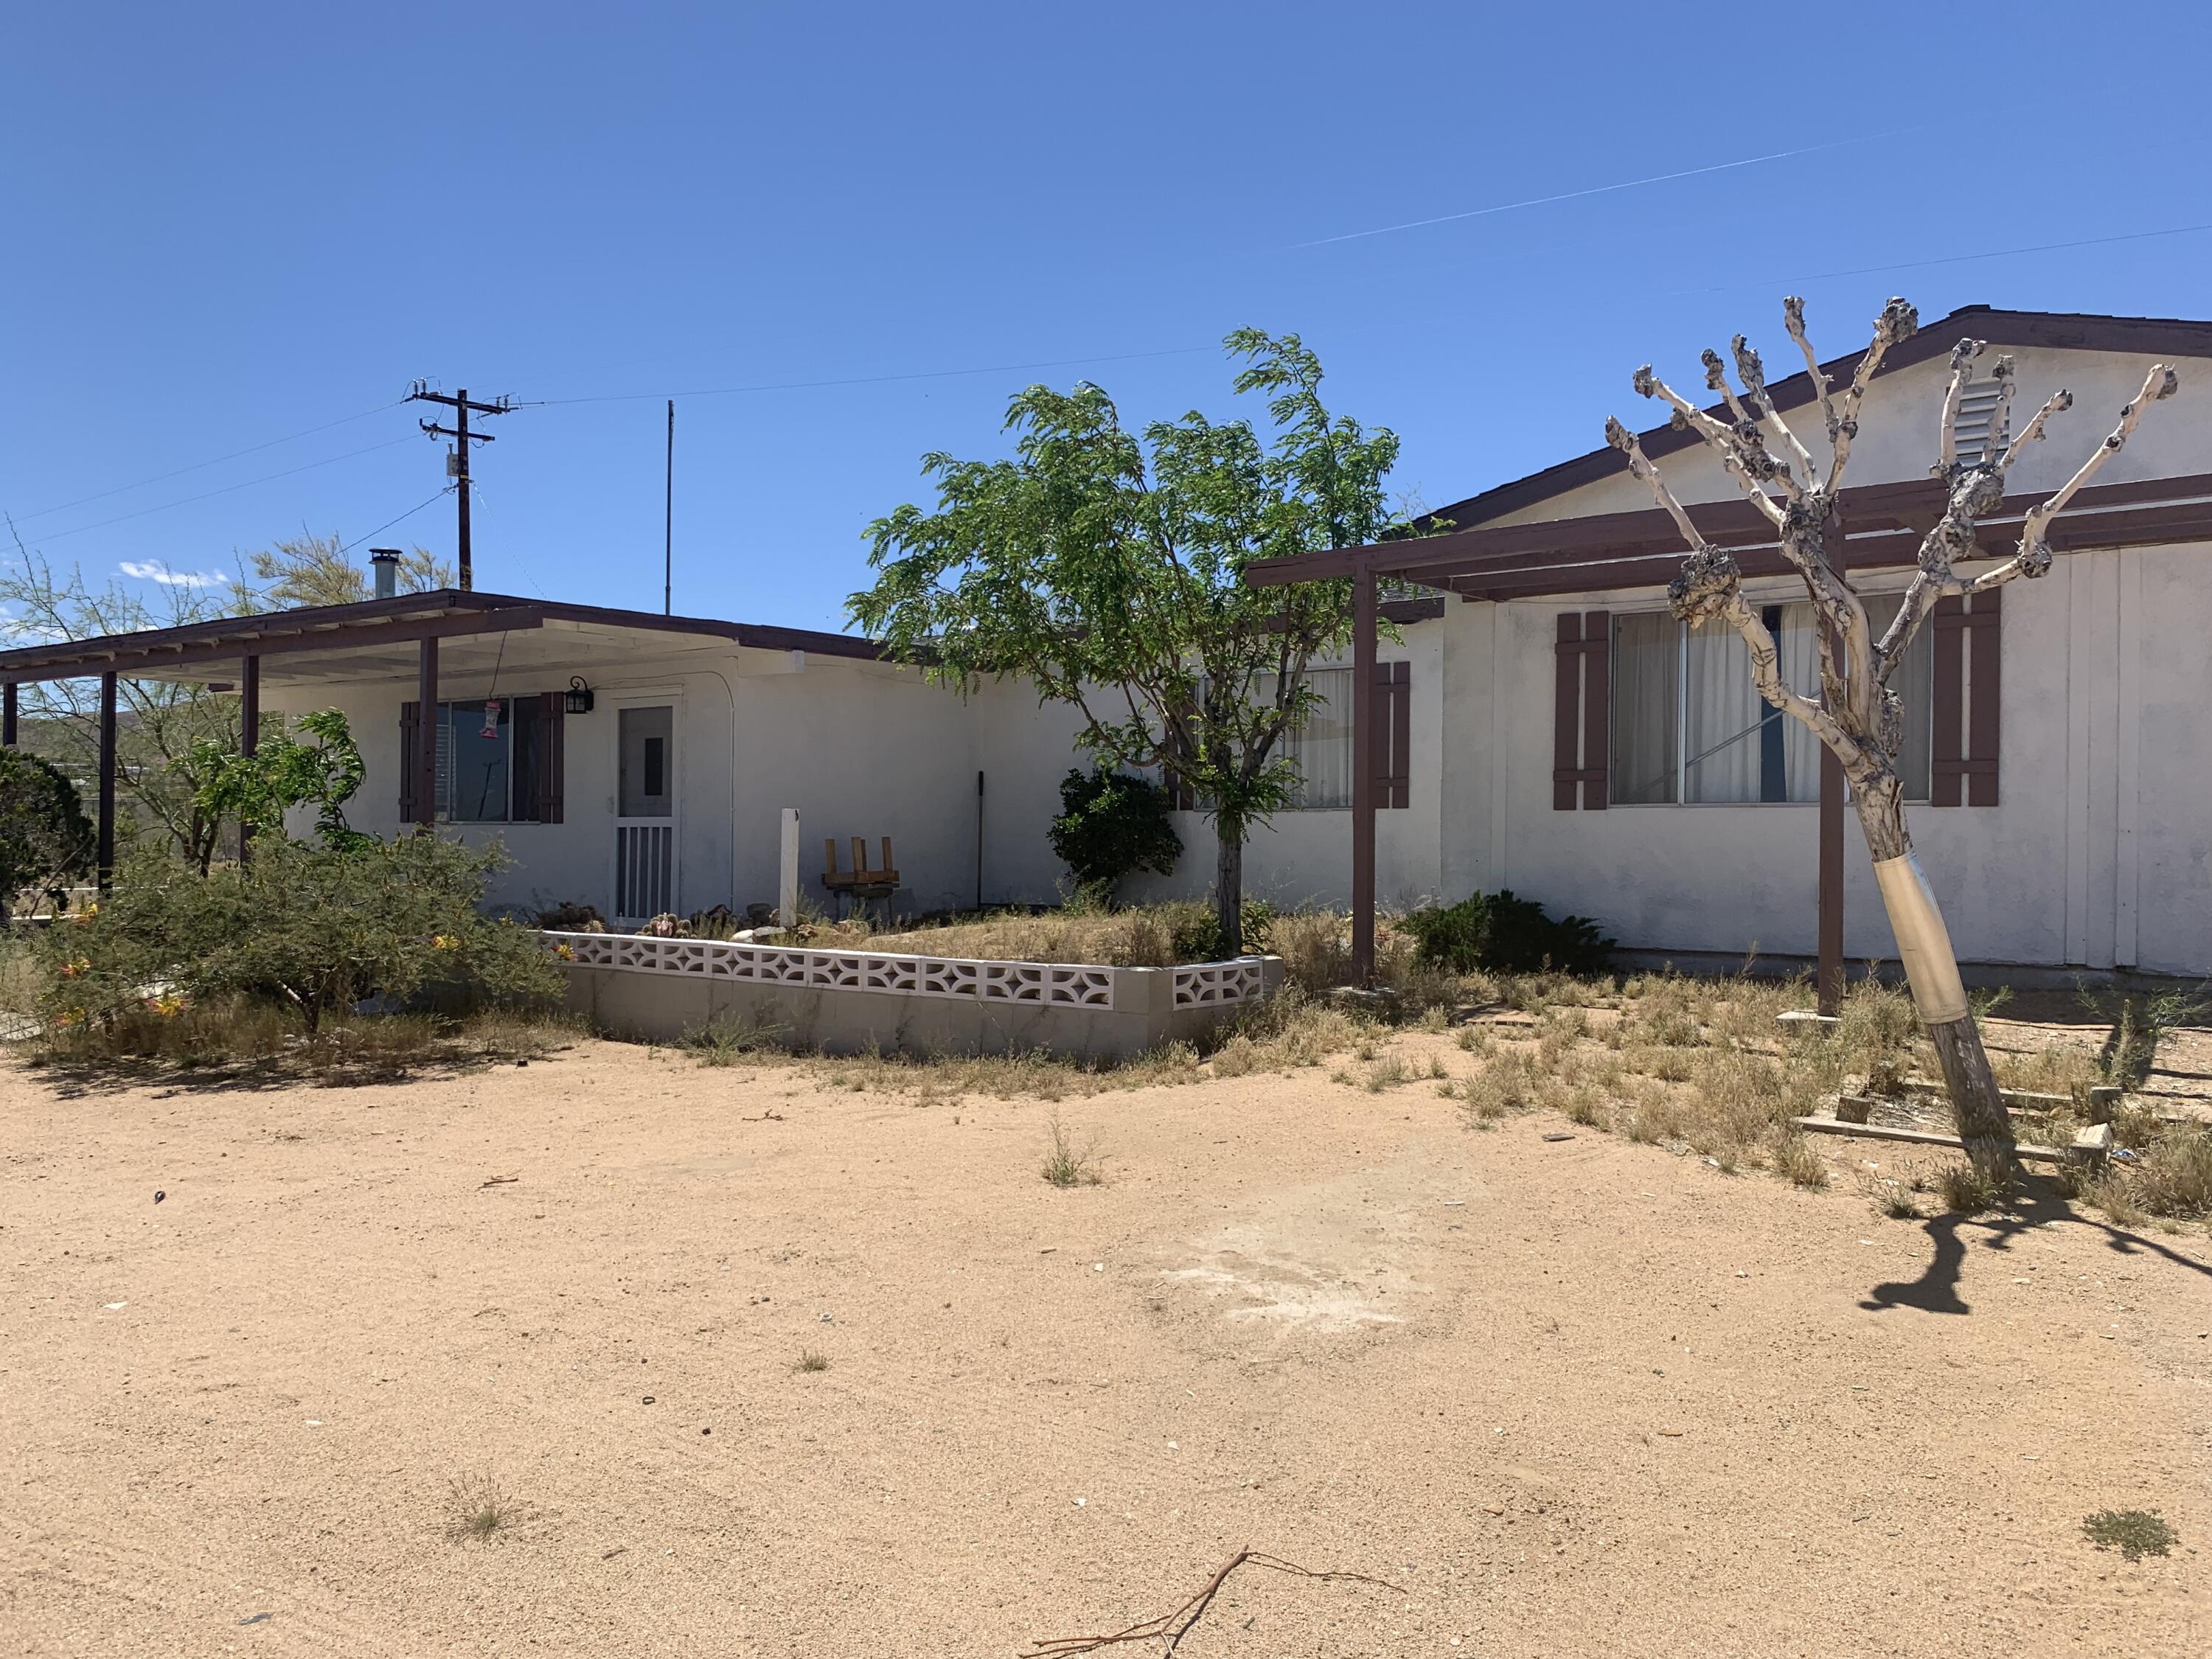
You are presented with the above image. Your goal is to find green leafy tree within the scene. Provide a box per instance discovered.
[0,748,94,919]
[37,836,560,1034]
[240,532,451,608]
[851,330,1417,955]
[1047,768,1183,900]
[184,709,370,860]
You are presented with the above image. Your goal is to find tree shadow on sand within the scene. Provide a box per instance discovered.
[1860,1181,2212,1315]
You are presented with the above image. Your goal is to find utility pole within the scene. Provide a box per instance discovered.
[408,383,512,591]
[664,398,675,615]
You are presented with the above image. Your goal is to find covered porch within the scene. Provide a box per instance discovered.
[1245,469,2212,998]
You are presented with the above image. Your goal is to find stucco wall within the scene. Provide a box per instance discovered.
[1432,540,2212,975]
[267,644,989,922]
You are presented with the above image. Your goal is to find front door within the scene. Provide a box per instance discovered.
[613,704,677,923]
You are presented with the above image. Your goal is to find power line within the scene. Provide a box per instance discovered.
[1281,125,1934,250]
[517,344,1217,408]
[10,399,406,524]
[335,487,455,558]
[1670,220,2212,296]
[22,437,417,547]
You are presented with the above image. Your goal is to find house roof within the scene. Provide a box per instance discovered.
[0,588,897,686]
[1428,305,2212,532]
[0,586,1451,688]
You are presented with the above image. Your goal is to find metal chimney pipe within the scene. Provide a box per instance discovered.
[369,549,402,600]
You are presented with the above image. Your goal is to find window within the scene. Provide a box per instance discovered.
[433,697,559,824]
[1266,667,1354,810]
[1610,597,1930,805]
[1172,669,1359,810]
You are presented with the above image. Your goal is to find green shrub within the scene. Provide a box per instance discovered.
[0,748,94,919]
[1166,897,1276,962]
[1047,768,1182,900]
[35,835,560,1037]
[1399,889,1613,975]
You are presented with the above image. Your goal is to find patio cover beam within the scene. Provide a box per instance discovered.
[0,606,547,684]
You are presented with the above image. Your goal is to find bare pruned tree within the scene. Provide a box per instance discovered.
[1605,296,2177,1174]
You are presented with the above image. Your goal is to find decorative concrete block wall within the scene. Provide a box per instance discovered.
[546,931,1284,1060]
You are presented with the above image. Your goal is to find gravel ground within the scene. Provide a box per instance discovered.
[4,1035,2206,1657]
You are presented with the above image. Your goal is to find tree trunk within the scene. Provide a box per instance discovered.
[1854,782,2016,1175]
[1214,823,1242,959]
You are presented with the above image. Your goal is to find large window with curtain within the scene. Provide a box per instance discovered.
[1609,594,1930,805]
[1253,667,1354,809]
[1173,667,1356,810]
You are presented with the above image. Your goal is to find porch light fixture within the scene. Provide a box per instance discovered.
[564,676,595,715]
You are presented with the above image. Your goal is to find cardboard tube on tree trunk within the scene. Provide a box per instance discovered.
[1870,854,1969,1024]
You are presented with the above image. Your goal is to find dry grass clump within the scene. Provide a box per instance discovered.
[445,1473,520,1543]
[872,908,1184,967]
[30,998,577,1081]
[1994,1041,2104,1102]
[1771,1130,1829,1190]
[1040,1111,1106,1186]
[1935,1161,2009,1214]
[2115,1128,2212,1220]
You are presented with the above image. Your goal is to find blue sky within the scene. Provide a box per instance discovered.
[6,1,2208,635]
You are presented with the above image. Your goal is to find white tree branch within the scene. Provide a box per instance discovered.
[1934,338,1983,477]
[1732,333,1819,486]
[1828,297,1919,489]
[1631,368,1789,526]
[1781,296,1841,459]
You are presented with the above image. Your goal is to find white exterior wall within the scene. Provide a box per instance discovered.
[1427,334,2212,977]
[267,644,987,922]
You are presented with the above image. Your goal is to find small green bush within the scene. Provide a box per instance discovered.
[1166,897,1276,963]
[1047,768,1182,900]
[0,748,94,918]
[35,835,560,1037]
[1399,889,1613,975]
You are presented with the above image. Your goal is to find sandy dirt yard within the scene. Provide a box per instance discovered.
[4,1035,2208,1658]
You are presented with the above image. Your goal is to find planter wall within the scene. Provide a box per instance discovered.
[546,931,1284,1060]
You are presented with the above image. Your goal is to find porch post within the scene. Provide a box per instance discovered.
[1817,507,1847,1015]
[1350,559,1377,985]
[238,654,260,863]
[97,670,117,894]
[416,636,438,830]
[3,682,17,748]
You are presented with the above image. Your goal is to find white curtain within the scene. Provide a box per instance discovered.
[1609,611,1677,803]
[1776,603,1824,801]
[1248,668,1353,809]
[1683,617,1762,802]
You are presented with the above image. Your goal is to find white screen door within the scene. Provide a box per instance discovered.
[614,705,677,922]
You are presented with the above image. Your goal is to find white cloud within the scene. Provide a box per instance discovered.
[119,560,224,588]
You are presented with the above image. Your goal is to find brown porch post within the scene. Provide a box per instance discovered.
[1350,559,1377,985]
[416,637,438,830]
[238,654,260,863]
[97,670,117,893]
[2,682,17,747]
[1817,508,1848,1015]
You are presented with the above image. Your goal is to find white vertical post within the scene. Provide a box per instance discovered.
[778,807,801,925]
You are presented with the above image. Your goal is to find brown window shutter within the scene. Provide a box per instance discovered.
[1965,588,2000,807]
[1553,613,1583,810]
[399,700,420,822]
[1580,610,1609,810]
[1370,661,1411,810]
[1930,596,1966,807]
[1388,660,1410,810]
[539,691,566,824]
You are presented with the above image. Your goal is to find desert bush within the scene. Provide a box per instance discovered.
[32,837,560,1041]
[0,748,94,919]
[1398,889,1613,976]
[1047,768,1183,900]
[2124,1127,2212,1219]
[1772,1130,1829,1190]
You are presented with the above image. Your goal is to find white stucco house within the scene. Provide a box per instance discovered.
[3,305,2204,983]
